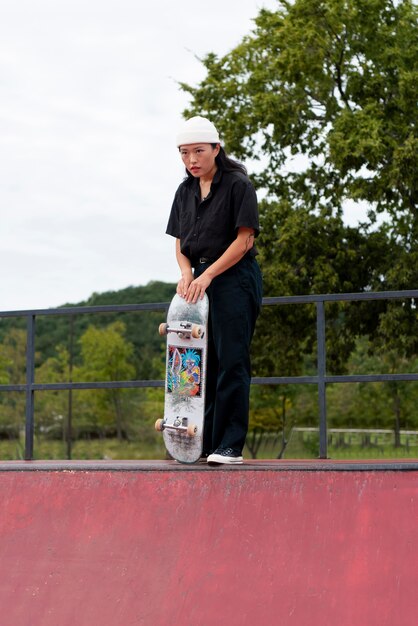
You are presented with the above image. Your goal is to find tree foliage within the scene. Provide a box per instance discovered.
[0,282,174,447]
[0,281,175,373]
[0,280,417,458]
[182,0,417,224]
[0,329,27,438]
[35,321,137,442]
[181,0,418,436]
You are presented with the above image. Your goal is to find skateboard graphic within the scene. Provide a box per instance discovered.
[155,293,209,463]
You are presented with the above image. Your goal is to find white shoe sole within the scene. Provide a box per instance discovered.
[207,453,243,464]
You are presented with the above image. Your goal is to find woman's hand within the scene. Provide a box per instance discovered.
[185,272,212,303]
[177,269,194,298]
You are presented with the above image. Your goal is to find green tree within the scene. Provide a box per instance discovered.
[35,345,71,441]
[0,281,175,376]
[327,338,418,440]
[249,385,296,458]
[0,353,11,385]
[182,0,417,225]
[182,0,417,391]
[78,321,136,441]
[0,329,28,439]
[252,200,396,377]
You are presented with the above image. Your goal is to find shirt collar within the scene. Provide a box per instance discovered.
[189,168,223,195]
[212,168,223,186]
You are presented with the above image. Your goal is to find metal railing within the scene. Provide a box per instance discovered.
[1,289,418,461]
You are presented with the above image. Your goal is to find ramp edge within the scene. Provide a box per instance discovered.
[0,459,417,472]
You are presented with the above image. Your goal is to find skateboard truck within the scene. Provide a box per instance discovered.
[159,322,204,340]
[155,417,198,437]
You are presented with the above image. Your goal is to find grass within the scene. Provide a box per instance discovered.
[0,436,167,461]
[243,430,418,460]
[0,431,416,462]
[326,445,418,460]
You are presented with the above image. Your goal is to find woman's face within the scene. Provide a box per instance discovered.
[179,143,220,178]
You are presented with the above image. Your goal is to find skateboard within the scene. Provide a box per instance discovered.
[155,293,209,463]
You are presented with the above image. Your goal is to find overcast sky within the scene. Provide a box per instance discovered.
[0,0,280,311]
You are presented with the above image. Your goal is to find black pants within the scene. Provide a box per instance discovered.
[195,256,263,454]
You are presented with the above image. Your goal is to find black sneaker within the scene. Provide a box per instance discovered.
[207,447,243,465]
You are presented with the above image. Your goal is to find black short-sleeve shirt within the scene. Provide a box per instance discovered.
[166,169,260,265]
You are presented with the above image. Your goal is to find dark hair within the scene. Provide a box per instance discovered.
[215,146,247,175]
[183,145,247,178]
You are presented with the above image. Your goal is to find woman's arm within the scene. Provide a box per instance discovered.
[175,238,194,297]
[184,227,255,303]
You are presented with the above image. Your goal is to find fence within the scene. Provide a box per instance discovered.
[1,289,418,461]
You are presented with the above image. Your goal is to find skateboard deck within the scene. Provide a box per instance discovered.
[155,293,209,463]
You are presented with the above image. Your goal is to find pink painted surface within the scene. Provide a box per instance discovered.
[0,463,417,626]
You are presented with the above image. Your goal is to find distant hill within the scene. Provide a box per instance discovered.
[59,281,176,309]
[0,281,177,378]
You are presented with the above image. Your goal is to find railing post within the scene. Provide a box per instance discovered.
[25,314,36,460]
[316,301,328,459]
[67,315,74,460]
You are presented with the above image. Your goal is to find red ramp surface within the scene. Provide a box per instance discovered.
[0,460,417,626]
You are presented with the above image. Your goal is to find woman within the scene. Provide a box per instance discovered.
[166,116,262,464]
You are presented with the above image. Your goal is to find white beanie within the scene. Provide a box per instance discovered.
[176,116,220,147]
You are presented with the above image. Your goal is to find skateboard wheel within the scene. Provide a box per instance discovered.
[155,418,165,432]
[191,324,202,339]
[187,424,197,437]
[159,323,168,336]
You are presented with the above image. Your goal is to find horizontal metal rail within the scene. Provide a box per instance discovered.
[0,289,417,460]
[0,301,169,318]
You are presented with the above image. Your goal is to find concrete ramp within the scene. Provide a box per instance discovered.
[0,460,417,626]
